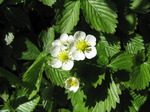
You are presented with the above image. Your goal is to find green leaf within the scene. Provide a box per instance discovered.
[56,0,80,33]
[0,67,21,87]
[39,27,55,53]
[0,0,4,4]
[23,51,47,99]
[108,52,133,71]
[92,73,105,88]
[82,0,118,33]
[45,66,70,87]
[96,36,120,65]
[130,0,150,13]
[129,91,147,111]
[0,91,9,102]
[38,0,56,7]
[127,62,150,90]
[16,96,40,112]
[92,77,121,112]
[124,34,144,54]
[21,39,40,60]
[67,89,88,112]
[99,36,120,57]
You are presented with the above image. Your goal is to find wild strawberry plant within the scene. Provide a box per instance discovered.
[0,0,150,112]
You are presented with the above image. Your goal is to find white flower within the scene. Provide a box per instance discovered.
[50,46,74,70]
[70,31,97,61]
[65,77,79,92]
[52,33,74,47]
[4,32,14,45]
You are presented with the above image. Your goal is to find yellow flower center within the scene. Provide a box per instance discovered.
[58,51,69,62]
[67,78,78,87]
[76,40,90,52]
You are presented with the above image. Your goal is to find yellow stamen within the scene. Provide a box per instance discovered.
[76,40,90,52]
[58,51,69,62]
[67,78,78,87]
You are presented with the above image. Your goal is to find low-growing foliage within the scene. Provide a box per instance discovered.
[0,0,150,112]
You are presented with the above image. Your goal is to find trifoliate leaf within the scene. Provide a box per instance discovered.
[56,0,80,33]
[124,34,144,54]
[23,51,47,99]
[81,0,118,33]
[39,27,55,53]
[38,0,56,7]
[21,39,40,60]
[130,0,150,14]
[127,62,150,90]
[108,52,134,71]
[45,66,70,87]
[92,77,121,112]
[16,96,40,112]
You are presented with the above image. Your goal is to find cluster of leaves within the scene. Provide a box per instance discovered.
[0,0,150,112]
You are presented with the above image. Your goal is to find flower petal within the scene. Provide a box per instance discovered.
[68,35,74,44]
[85,47,97,59]
[62,60,74,70]
[60,33,68,41]
[85,34,96,46]
[74,31,86,40]
[51,58,62,68]
[69,43,76,52]
[52,39,61,46]
[50,46,61,57]
[60,44,67,50]
[69,86,79,92]
[72,51,85,61]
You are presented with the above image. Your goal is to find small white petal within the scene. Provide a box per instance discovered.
[69,86,79,92]
[65,83,71,89]
[60,44,67,50]
[50,46,61,57]
[85,47,97,59]
[85,34,96,46]
[52,39,61,46]
[68,35,74,44]
[62,60,74,70]
[74,31,86,40]
[60,33,68,41]
[51,59,62,68]
[69,43,76,52]
[72,51,85,61]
